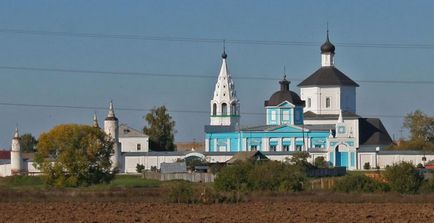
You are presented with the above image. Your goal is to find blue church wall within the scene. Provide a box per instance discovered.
[207,130,329,152]
[294,107,304,125]
[209,139,214,152]
[230,138,239,152]
[247,138,262,151]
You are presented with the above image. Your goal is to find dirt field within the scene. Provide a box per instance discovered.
[1,193,434,223]
[1,201,433,222]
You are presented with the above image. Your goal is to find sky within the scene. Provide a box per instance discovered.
[0,1,433,148]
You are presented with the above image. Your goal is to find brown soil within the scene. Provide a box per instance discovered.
[1,190,434,222]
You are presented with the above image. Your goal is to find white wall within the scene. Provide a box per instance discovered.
[300,86,356,115]
[119,137,149,152]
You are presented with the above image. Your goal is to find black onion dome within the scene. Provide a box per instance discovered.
[321,39,335,53]
[265,76,305,107]
[221,50,227,59]
[321,32,335,53]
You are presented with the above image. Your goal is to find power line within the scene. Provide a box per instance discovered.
[1,65,434,85]
[2,28,434,49]
[0,101,406,119]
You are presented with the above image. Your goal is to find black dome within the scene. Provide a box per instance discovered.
[321,40,335,53]
[264,76,305,107]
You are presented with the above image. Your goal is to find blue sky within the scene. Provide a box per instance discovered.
[0,1,433,148]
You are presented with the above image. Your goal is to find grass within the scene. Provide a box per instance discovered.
[0,175,45,189]
[0,175,161,190]
[90,175,161,189]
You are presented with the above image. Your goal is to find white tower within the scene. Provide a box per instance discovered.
[209,49,240,127]
[104,101,120,170]
[11,128,22,175]
[298,31,359,115]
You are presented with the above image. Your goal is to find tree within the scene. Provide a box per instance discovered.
[383,162,423,194]
[403,110,434,142]
[34,124,114,187]
[389,110,434,150]
[20,133,38,153]
[143,106,176,151]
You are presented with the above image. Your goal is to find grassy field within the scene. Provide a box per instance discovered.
[0,175,161,190]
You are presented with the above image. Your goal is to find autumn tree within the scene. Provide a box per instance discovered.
[34,124,114,187]
[403,110,434,142]
[391,110,434,150]
[143,106,176,151]
[20,133,38,153]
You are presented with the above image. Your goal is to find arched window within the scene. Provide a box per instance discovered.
[212,103,217,115]
[222,103,228,115]
[231,103,237,115]
[326,97,331,108]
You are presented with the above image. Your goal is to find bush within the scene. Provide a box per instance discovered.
[168,181,195,203]
[314,157,328,168]
[417,163,424,169]
[383,162,423,194]
[214,160,306,193]
[363,162,371,170]
[334,173,389,193]
[136,164,145,173]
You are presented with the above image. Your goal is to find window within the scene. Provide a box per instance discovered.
[212,103,217,115]
[325,97,331,108]
[271,110,277,121]
[307,98,311,108]
[296,145,302,151]
[222,103,228,115]
[231,103,237,115]
[270,145,277,151]
[137,144,141,151]
[250,145,258,150]
[283,145,290,151]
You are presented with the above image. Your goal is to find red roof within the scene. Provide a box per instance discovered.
[0,150,10,159]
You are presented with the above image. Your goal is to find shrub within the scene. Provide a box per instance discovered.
[136,164,145,173]
[417,163,424,169]
[334,173,389,193]
[363,162,371,170]
[383,162,423,194]
[214,160,306,193]
[314,157,328,168]
[168,181,195,203]
[214,161,252,192]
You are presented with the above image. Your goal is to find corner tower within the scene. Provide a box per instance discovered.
[298,31,359,115]
[104,101,120,170]
[209,49,240,127]
[10,128,22,175]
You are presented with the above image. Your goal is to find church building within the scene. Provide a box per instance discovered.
[204,32,393,170]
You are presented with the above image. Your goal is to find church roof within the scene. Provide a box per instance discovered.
[119,124,147,138]
[358,118,393,146]
[265,76,305,107]
[303,111,360,120]
[298,66,359,87]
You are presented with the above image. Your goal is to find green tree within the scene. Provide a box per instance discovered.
[34,124,114,187]
[404,110,434,141]
[20,133,38,153]
[383,162,423,194]
[143,106,176,151]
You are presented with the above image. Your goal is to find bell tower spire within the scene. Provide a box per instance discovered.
[209,45,240,127]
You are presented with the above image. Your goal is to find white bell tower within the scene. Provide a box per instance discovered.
[209,48,240,127]
[104,101,120,170]
[11,128,22,175]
